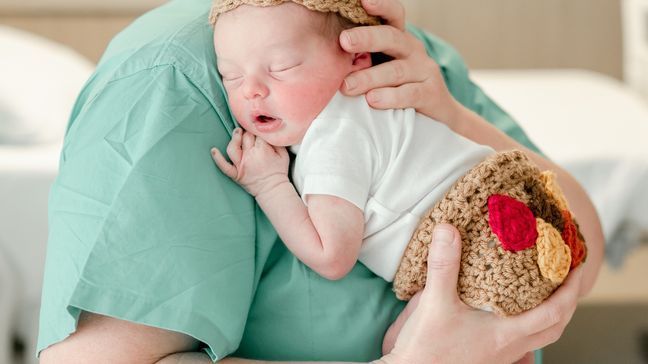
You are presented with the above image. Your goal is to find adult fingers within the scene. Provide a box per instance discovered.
[513,351,535,364]
[421,224,462,308]
[504,267,583,339]
[341,59,425,96]
[362,83,427,110]
[211,148,238,180]
[226,129,243,165]
[521,322,564,354]
[360,0,406,30]
[340,25,418,59]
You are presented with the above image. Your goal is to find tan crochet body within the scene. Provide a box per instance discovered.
[210,0,380,25]
[393,151,569,316]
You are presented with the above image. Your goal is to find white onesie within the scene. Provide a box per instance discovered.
[290,92,494,281]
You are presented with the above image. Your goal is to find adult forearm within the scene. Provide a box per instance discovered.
[159,353,284,363]
[157,352,214,363]
[223,359,354,364]
[448,103,604,296]
[159,352,359,364]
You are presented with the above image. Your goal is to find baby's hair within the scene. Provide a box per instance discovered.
[317,11,391,65]
[317,11,359,40]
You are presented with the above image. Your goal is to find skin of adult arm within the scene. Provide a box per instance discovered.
[39,312,199,364]
[212,129,365,281]
[40,313,346,364]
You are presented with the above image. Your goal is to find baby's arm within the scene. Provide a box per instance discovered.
[257,188,364,280]
[211,129,364,280]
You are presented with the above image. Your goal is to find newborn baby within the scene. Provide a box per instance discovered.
[209,0,587,321]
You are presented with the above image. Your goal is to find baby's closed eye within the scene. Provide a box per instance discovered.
[221,73,243,82]
[269,62,302,74]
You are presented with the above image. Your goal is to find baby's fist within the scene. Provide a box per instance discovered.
[212,129,290,197]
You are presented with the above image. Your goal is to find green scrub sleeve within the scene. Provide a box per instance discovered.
[37,64,255,360]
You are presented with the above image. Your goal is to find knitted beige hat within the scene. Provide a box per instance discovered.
[393,151,587,316]
[210,0,381,26]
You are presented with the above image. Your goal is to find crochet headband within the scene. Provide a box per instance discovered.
[209,0,381,26]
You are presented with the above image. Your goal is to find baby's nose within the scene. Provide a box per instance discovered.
[243,78,269,100]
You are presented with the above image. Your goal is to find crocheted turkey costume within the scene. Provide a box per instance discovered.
[393,150,587,316]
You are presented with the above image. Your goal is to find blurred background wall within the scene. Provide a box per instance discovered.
[0,0,624,78]
[402,0,623,79]
[0,0,164,63]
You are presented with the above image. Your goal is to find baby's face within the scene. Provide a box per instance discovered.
[214,3,368,146]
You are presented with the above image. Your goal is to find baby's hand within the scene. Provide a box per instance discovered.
[211,128,290,197]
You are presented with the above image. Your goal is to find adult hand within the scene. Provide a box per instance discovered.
[339,0,462,125]
[379,224,582,364]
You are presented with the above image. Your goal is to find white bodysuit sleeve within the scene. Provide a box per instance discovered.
[291,94,381,211]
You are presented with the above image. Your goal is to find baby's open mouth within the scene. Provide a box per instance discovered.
[252,113,282,132]
[256,115,276,123]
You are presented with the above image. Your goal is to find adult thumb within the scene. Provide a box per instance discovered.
[423,224,462,306]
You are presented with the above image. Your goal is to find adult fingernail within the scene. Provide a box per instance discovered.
[343,31,356,47]
[344,77,357,91]
[367,91,381,104]
[433,226,455,246]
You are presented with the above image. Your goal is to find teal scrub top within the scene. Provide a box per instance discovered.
[37,0,542,361]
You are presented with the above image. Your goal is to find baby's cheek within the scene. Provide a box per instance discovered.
[281,83,337,121]
[228,98,250,128]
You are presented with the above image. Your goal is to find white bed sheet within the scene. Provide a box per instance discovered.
[0,142,61,362]
[472,69,648,266]
[0,143,60,300]
[0,242,17,364]
[0,25,91,362]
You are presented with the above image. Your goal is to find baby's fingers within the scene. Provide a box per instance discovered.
[242,130,256,151]
[274,145,289,160]
[227,128,243,165]
[254,136,271,149]
[211,147,238,180]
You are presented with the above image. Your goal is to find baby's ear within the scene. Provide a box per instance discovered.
[351,52,372,70]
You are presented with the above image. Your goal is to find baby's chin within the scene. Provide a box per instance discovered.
[265,137,299,148]
[269,133,305,147]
